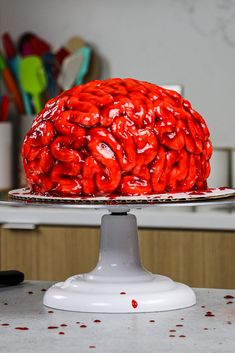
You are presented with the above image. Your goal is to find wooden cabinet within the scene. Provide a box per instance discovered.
[1,226,235,289]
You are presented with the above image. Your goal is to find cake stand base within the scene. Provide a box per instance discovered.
[43,212,196,313]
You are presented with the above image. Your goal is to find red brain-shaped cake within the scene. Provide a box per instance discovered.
[22,78,212,196]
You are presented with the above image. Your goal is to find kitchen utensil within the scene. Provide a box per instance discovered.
[2,33,32,114]
[64,36,86,53]
[2,32,17,59]
[19,55,47,114]
[55,47,70,65]
[0,270,24,286]
[75,46,91,85]
[19,33,51,57]
[83,50,101,83]
[0,53,24,114]
[57,52,83,90]
[18,32,35,56]
[29,36,51,56]
[42,52,59,98]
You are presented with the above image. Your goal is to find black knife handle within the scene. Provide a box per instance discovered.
[0,270,24,285]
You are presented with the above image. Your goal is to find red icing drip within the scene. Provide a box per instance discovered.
[179,335,186,338]
[60,324,67,327]
[1,323,10,326]
[176,324,183,327]
[22,78,212,197]
[131,299,138,309]
[149,320,155,323]
[80,324,87,328]
[48,326,59,329]
[59,332,65,335]
[15,327,29,330]
[226,301,233,304]
[169,329,176,332]
[120,292,126,295]
[93,320,101,323]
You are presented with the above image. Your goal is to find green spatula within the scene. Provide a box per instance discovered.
[19,55,47,114]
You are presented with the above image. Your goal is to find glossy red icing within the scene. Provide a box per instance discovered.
[22,78,212,196]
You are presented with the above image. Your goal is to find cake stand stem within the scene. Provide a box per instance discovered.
[85,212,153,282]
[44,210,196,312]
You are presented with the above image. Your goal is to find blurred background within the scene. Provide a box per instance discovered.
[0,0,235,288]
[0,0,234,190]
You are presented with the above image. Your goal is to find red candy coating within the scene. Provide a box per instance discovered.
[22,78,212,196]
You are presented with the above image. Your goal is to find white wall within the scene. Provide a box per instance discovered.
[0,0,234,148]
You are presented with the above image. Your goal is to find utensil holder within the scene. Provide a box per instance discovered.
[19,115,35,187]
[0,122,12,191]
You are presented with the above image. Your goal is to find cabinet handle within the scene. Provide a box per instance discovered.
[2,223,36,230]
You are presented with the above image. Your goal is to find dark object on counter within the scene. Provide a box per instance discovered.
[0,270,24,286]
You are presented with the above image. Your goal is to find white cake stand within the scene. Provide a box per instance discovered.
[7,187,235,313]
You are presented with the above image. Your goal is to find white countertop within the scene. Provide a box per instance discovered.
[0,204,235,230]
[0,281,234,353]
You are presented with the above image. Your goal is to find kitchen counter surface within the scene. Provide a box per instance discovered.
[0,281,234,353]
[0,204,235,230]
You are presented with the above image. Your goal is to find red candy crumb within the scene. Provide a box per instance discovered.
[205,311,215,317]
[59,332,65,335]
[224,295,234,299]
[132,299,138,309]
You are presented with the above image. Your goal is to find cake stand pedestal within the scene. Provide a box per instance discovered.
[7,187,235,313]
[44,208,195,313]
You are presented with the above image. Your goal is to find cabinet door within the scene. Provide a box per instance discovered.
[139,229,235,289]
[1,226,235,288]
[0,226,99,281]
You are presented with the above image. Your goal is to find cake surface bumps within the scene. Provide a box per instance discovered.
[22,78,212,196]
